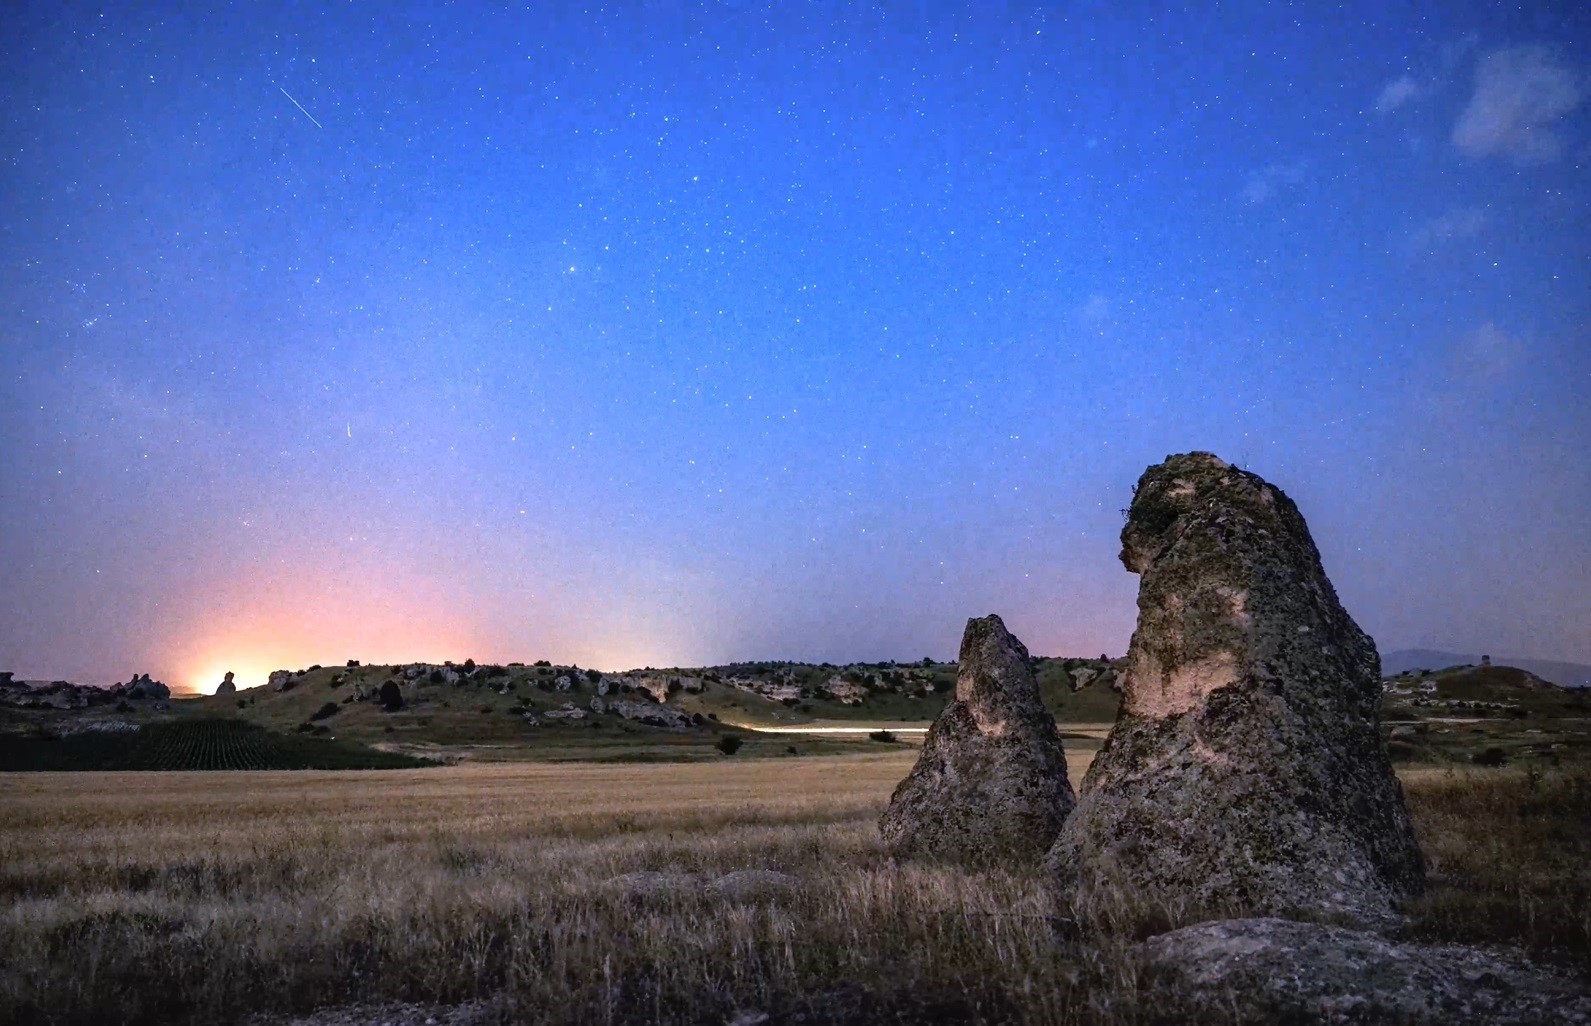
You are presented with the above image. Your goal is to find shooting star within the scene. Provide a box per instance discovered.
[279,86,323,129]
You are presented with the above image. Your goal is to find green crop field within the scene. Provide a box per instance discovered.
[0,718,434,771]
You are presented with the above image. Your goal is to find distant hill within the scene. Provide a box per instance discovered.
[1382,650,1591,688]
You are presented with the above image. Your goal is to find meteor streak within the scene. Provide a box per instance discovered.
[279,86,322,128]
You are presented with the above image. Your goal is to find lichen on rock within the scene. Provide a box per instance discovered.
[1138,917,1591,1024]
[879,614,1074,864]
[1048,452,1424,931]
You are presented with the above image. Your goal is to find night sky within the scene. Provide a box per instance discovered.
[3,2,1588,693]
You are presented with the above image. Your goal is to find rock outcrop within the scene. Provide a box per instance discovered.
[1049,452,1423,930]
[609,699,692,729]
[117,673,171,700]
[215,671,237,696]
[1138,918,1591,1025]
[879,614,1074,863]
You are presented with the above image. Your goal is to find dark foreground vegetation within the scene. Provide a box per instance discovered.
[0,718,432,771]
[0,758,1585,1025]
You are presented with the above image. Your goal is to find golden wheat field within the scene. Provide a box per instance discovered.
[1,755,1586,1026]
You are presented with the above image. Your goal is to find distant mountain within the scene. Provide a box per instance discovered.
[1382,649,1591,689]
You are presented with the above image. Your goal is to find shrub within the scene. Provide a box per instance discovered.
[715,736,743,756]
[868,730,898,743]
[308,664,323,672]
[428,669,445,684]
[309,702,341,722]
[1386,740,1420,762]
[346,660,360,668]
[586,668,602,683]
[464,658,476,672]
[379,681,404,712]
[236,699,247,709]
[1473,747,1509,767]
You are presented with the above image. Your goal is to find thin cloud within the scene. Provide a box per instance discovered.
[1453,46,1583,164]
[1405,208,1489,255]
[1375,75,1426,114]
[1077,295,1111,326]
[1451,321,1524,382]
[1241,162,1305,205]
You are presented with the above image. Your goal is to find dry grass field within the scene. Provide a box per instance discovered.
[1,752,1587,1025]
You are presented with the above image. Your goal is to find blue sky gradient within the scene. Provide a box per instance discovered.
[3,1,1587,689]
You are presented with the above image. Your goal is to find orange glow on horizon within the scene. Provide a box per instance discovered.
[170,558,483,694]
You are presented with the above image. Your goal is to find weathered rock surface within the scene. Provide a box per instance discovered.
[707,869,800,901]
[215,671,237,696]
[879,614,1074,863]
[1139,918,1591,1025]
[248,998,503,1026]
[610,698,693,729]
[268,670,297,693]
[1049,452,1423,930]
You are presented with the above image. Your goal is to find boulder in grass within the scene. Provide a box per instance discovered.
[879,614,1075,864]
[1049,452,1424,931]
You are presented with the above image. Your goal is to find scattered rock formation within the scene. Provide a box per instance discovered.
[268,670,297,693]
[1049,452,1423,930]
[879,614,1074,863]
[117,673,171,700]
[215,671,237,696]
[817,676,869,705]
[1139,918,1591,1025]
